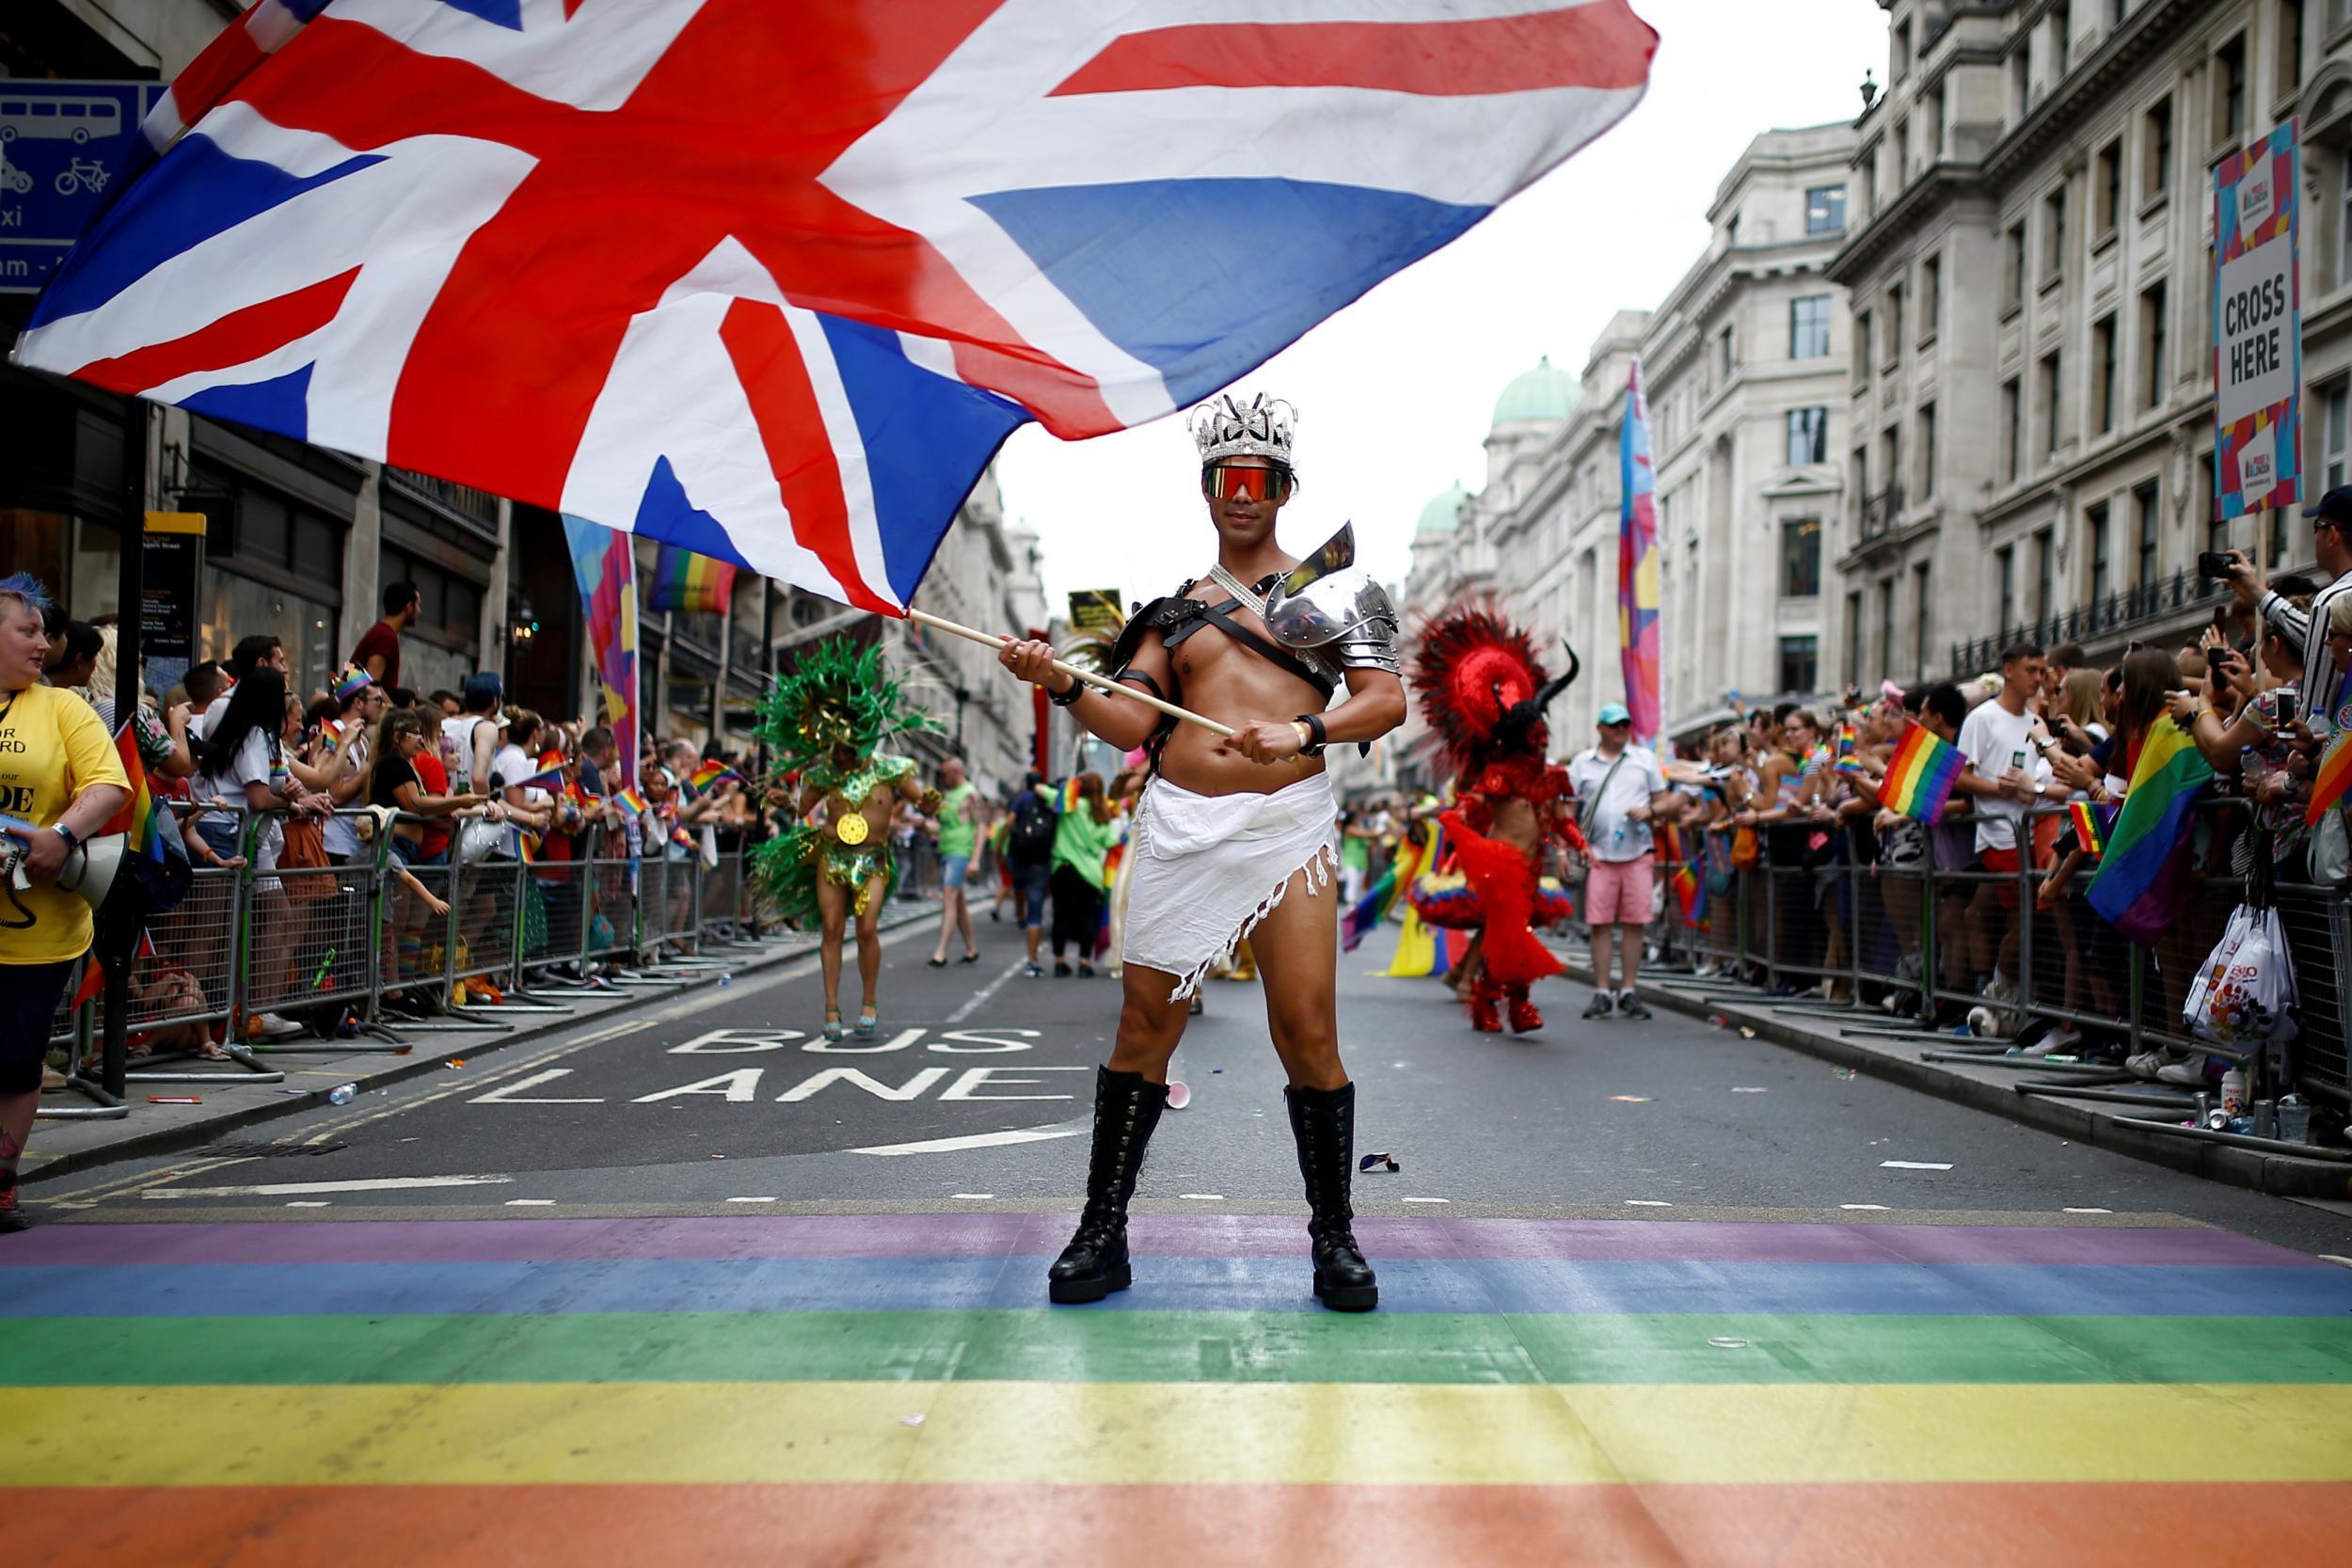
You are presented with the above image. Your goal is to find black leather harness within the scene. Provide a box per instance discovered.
[1106,578,1346,770]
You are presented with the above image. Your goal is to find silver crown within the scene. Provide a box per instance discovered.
[1188,392,1297,468]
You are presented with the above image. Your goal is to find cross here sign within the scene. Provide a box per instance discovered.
[2214,122,2300,519]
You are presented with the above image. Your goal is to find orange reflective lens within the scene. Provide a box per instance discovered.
[1204,464,1291,503]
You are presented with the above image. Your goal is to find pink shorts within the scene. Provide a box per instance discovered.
[1584,856,1655,927]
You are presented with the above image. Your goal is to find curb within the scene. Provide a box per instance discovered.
[26,905,939,1188]
[1570,960,2352,1202]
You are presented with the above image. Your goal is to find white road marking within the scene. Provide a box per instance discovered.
[2319,1254,2352,1269]
[1840,1204,1892,1212]
[950,1193,994,1199]
[142,1174,515,1198]
[850,1126,1083,1157]
[1402,1196,1450,1205]
[468,1069,605,1105]
[504,1198,557,1207]
[1880,1161,1953,1170]
[945,959,1025,1024]
[1179,1193,1224,1201]
[284,1200,331,1208]
[2063,1206,2113,1214]
[1624,1199,1673,1207]
[726,1196,778,1204]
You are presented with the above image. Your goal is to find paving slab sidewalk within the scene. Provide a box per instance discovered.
[24,904,938,1186]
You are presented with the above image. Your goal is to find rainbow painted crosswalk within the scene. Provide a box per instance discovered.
[7,1210,2351,1565]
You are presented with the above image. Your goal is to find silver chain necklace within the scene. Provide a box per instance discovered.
[1206,563,1269,614]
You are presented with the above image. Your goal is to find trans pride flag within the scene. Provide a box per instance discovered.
[1617,356,1660,744]
[644,544,739,616]
[562,516,640,793]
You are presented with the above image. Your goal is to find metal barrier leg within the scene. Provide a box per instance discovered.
[39,1004,129,1122]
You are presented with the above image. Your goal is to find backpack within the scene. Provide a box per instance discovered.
[1009,793,1057,866]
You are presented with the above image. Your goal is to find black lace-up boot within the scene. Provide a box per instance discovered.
[1283,1081,1379,1311]
[1047,1065,1166,1304]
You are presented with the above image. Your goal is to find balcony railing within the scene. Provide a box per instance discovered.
[1948,566,2224,673]
[383,465,501,532]
[1857,484,1905,543]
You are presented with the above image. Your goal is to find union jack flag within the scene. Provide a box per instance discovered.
[12,0,1654,613]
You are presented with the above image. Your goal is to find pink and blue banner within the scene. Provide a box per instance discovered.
[1617,356,1660,743]
[562,515,640,794]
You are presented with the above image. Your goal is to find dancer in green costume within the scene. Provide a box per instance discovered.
[754,637,939,1042]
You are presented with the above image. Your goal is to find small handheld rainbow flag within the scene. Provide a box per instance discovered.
[1880,722,1965,822]
[614,786,651,816]
[103,722,166,864]
[643,543,739,614]
[2068,800,2115,856]
[687,760,740,793]
[1834,721,1865,776]
[2307,730,2352,826]
[1343,829,1428,952]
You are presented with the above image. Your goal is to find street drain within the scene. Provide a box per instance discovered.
[196,1140,349,1160]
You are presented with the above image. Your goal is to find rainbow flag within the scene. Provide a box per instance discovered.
[1344,830,1428,953]
[687,761,740,794]
[2069,800,2115,857]
[1660,824,1703,932]
[1834,721,1864,776]
[1616,356,1661,744]
[1880,723,1964,822]
[1058,778,1082,815]
[614,786,651,816]
[562,515,640,794]
[2306,730,2352,826]
[2088,717,2214,945]
[103,721,165,864]
[643,542,739,615]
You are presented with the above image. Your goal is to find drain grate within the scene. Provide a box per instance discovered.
[196,1140,349,1160]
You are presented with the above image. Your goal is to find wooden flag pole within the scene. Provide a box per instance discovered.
[905,608,1236,739]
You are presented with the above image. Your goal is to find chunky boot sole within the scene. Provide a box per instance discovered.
[1048,1260,1133,1304]
[1313,1268,1378,1311]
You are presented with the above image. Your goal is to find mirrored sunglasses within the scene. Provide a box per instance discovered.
[1203,463,1293,503]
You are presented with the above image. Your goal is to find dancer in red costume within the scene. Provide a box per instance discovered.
[1406,604,1584,1034]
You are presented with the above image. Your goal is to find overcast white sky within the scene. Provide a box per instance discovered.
[994,0,1890,617]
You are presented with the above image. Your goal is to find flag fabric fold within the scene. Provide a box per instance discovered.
[1617,355,1660,744]
[11,0,1656,615]
[2087,718,2215,945]
[563,515,639,795]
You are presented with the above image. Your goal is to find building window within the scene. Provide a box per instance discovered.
[2042,351,2063,458]
[2325,383,2350,490]
[2094,314,2118,434]
[1779,635,1819,696]
[2088,500,2112,603]
[1787,405,1828,466]
[2042,184,2066,281]
[1852,308,1872,379]
[1887,283,1905,366]
[2002,377,2022,482]
[1997,546,2017,630]
[1790,294,1832,358]
[1894,115,1911,177]
[2202,451,2226,558]
[1878,581,1896,678]
[2134,480,2161,587]
[1718,325,1735,383]
[1926,81,1947,163]
[1851,445,1870,509]
[2010,49,2030,119]
[1883,423,1902,505]
[1920,253,1941,342]
[1845,592,1863,685]
[2140,280,2168,408]
[2052,2,2072,77]
[2217,34,2247,143]
[2096,139,2122,238]
[2143,97,2172,199]
[1919,402,1937,499]
[1805,184,1846,233]
[2339,156,2352,290]
[1781,516,1822,598]
[2004,221,2027,309]
[1912,562,1932,678]
[2034,529,2056,620]
[2279,1,2304,103]
[1893,18,1913,81]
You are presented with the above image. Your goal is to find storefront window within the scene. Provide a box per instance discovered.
[199,572,340,699]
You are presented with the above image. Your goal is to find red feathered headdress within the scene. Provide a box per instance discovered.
[1410,600,1579,772]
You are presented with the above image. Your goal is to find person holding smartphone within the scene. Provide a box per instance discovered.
[1953,643,2050,1023]
[2224,485,2352,710]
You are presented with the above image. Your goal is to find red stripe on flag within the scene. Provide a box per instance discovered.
[75,267,360,394]
[1052,1,1657,99]
[719,298,896,614]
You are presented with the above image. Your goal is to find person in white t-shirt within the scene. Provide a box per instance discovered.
[1565,703,1673,1021]
[1953,643,2052,1012]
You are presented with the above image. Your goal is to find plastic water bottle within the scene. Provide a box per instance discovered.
[2279,1095,2311,1144]
[328,1083,357,1106]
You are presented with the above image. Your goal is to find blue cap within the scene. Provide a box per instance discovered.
[1597,702,1631,726]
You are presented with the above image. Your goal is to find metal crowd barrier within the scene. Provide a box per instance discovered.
[1641,797,2346,1155]
[38,802,806,1121]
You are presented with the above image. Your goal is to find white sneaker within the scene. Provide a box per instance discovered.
[2125,1051,2165,1080]
[2020,1025,2082,1058]
[249,1012,307,1038]
[2155,1059,2208,1087]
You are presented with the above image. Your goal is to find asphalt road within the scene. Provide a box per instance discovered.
[32,909,2352,1258]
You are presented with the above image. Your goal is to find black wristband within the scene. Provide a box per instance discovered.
[1294,713,1327,756]
[1048,677,1085,708]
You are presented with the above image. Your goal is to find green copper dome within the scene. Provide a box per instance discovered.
[1416,481,1470,537]
[1491,356,1581,425]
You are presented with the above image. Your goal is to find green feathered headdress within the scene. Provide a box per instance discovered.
[755,633,937,783]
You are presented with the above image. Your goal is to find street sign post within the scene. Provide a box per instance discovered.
[140,510,206,697]
[0,81,169,293]
[2214,121,2300,521]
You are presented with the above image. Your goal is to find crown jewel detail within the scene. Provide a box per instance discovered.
[1188,392,1296,468]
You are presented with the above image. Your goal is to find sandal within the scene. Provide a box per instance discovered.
[854,1007,879,1039]
[823,1008,846,1043]
[927,956,948,969]
[959,951,981,964]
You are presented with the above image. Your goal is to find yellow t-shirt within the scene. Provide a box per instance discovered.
[0,683,130,964]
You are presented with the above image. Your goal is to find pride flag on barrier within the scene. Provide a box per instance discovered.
[2088,717,2214,945]
[1880,722,1964,822]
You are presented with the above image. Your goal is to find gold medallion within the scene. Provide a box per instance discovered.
[834,813,870,846]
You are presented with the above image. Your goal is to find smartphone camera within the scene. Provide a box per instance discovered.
[2197,550,2233,581]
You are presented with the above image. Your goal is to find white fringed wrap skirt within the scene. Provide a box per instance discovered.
[1121,770,1339,1001]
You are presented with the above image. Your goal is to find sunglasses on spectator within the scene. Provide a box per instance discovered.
[1202,464,1293,503]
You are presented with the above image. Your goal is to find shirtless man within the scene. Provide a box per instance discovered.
[998,393,1406,1311]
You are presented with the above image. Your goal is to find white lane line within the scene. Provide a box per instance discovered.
[284,1200,331,1208]
[726,1196,778,1204]
[2319,1254,2352,1270]
[1624,1199,1674,1207]
[142,1174,515,1198]
[1880,1161,1953,1170]
[1402,1196,1450,1205]
[850,1126,1083,1157]
[1840,1203,1892,1212]
[2063,1207,2113,1214]
[950,1193,994,1200]
[945,959,1025,1024]
[1179,1193,1224,1201]
[504,1199,557,1207]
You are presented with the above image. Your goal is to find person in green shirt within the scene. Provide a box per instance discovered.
[1050,771,1120,977]
[928,758,984,967]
